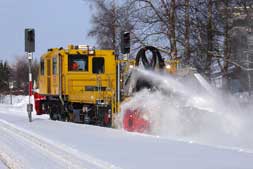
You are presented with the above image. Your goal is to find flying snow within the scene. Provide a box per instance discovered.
[117,69,253,152]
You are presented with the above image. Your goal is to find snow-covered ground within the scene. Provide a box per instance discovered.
[0,96,253,169]
[0,161,7,169]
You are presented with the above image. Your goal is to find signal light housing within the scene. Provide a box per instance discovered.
[120,31,130,54]
[25,28,35,53]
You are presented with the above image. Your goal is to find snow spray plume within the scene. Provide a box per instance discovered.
[117,68,253,152]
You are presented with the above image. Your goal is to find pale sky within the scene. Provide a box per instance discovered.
[0,0,95,62]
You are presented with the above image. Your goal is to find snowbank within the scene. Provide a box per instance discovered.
[0,95,29,106]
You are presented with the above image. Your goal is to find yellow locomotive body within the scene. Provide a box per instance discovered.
[35,44,179,128]
[37,45,118,126]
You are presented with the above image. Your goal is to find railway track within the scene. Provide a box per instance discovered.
[0,119,122,169]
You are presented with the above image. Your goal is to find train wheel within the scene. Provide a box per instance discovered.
[59,111,68,122]
[49,111,58,120]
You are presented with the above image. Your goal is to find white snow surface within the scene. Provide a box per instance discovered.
[0,96,253,169]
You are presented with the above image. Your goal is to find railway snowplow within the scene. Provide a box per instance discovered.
[34,45,117,127]
[120,46,178,132]
[34,44,178,131]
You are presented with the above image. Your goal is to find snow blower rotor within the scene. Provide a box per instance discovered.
[122,46,165,133]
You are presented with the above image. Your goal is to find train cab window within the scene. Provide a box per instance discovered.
[68,54,88,71]
[52,57,57,75]
[92,57,104,74]
[40,59,44,75]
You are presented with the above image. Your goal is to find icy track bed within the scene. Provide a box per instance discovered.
[0,95,253,169]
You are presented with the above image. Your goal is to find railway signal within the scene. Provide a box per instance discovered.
[25,28,35,53]
[120,31,130,54]
[25,28,35,122]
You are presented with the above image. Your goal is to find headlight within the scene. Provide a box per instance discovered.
[88,50,95,55]
[166,64,171,69]
[129,65,134,69]
[78,45,88,50]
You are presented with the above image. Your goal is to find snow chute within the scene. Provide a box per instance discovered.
[122,46,165,133]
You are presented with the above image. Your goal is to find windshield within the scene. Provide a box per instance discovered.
[68,54,88,71]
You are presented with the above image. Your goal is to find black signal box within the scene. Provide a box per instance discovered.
[25,28,35,53]
[120,31,130,54]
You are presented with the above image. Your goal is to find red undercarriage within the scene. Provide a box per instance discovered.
[34,92,150,132]
[33,92,46,115]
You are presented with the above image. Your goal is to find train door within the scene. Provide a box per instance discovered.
[47,59,51,93]
[52,56,59,94]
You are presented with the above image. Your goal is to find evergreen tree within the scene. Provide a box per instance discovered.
[0,60,11,94]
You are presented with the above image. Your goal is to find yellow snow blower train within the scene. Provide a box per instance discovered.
[34,44,178,130]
